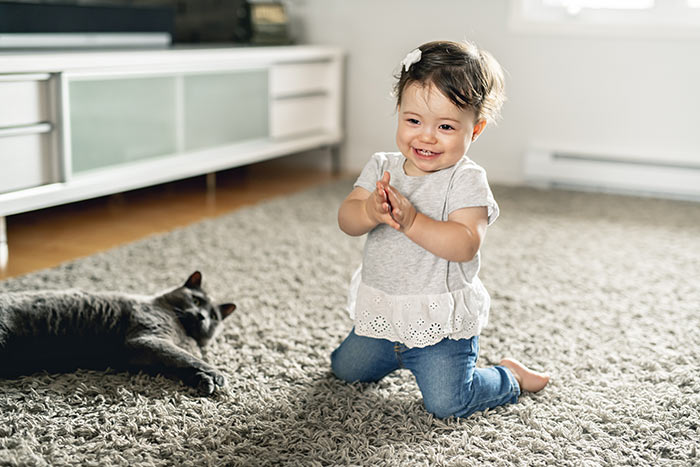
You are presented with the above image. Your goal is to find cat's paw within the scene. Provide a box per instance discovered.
[194,370,226,395]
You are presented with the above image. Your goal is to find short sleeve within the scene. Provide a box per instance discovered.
[353,153,388,193]
[446,164,499,225]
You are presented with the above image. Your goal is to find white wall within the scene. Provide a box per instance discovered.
[288,0,700,184]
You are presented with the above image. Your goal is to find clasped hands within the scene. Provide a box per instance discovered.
[365,171,417,232]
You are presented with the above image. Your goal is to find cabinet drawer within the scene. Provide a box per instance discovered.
[270,62,333,97]
[270,95,329,139]
[0,133,52,194]
[0,78,49,127]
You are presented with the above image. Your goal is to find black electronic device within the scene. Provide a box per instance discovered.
[0,0,292,48]
[142,0,292,45]
[0,1,175,48]
[146,0,253,44]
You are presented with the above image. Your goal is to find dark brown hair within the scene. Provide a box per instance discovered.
[394,40,506,123]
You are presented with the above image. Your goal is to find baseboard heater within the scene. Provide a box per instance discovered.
[524,148,700,201]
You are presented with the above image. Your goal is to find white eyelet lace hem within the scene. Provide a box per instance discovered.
[346,268,491,348]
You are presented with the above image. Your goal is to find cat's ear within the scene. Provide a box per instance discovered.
[185,271,202,289]
[219,303,236,319]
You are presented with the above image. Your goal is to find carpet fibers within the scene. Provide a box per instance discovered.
[1,180,698,466]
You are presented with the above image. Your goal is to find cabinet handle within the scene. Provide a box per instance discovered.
[0,123,52,137]
[274,90,328,100]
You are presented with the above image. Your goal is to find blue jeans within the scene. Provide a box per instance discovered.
[331,328,520,419]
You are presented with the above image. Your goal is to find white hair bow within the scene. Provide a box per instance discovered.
[401,48,422,72]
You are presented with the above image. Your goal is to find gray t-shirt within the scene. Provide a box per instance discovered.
[347,152,499,347]
[354,152,499,295]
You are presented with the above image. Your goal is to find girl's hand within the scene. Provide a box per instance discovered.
[365,171,400,230]
[385,183,417,232]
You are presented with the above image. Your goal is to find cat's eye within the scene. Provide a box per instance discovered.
[193,296,203,306]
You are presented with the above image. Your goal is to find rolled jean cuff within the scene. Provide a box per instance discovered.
[499,365,521,403]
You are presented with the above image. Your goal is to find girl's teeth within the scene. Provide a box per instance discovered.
[418,149,433,155]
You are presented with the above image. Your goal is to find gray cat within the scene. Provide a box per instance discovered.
[0,271,236,395]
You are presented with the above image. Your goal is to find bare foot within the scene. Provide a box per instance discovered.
[500,358,550,393]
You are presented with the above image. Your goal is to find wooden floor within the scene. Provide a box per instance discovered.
[0,160,343,281]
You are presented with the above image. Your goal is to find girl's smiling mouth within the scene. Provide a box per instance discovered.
[413,147,441,159]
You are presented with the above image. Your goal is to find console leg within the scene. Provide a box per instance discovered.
[0,216,8,271]
[330,144,342,175]
[205,172,217,206]
[206,172,217,193]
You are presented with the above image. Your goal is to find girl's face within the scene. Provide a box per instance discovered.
[396,82,485,176]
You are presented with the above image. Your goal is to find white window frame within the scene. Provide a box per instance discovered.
[509,0,700,38]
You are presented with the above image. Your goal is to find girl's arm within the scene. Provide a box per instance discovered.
[385,184,488,262]
[338,172,400,236]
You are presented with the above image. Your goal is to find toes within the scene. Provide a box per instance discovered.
[500,358,550,393]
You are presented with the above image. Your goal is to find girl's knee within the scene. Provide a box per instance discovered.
[331,331,397,383]
[330,347,369,383]
[420,376,480,419]
[423,400,459,419]
[330,349,355,382]
[421,390,464,419]
[423,394,482,419]
[330,343,395,383]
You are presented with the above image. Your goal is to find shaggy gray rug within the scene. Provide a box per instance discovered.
[1,179,698,466]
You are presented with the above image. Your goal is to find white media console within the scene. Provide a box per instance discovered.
[0,45,344,267]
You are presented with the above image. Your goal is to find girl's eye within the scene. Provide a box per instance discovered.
[407,118,420,125]
[439,124,454,131]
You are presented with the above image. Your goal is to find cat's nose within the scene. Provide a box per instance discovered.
[198,313,206,322]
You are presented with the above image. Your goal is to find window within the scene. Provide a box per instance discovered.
[510,0,700,37]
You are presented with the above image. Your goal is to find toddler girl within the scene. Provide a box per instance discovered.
[331,40,549,419]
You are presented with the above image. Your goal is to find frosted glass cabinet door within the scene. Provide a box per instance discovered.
[184,70,268,151]
[68,77,177,174]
